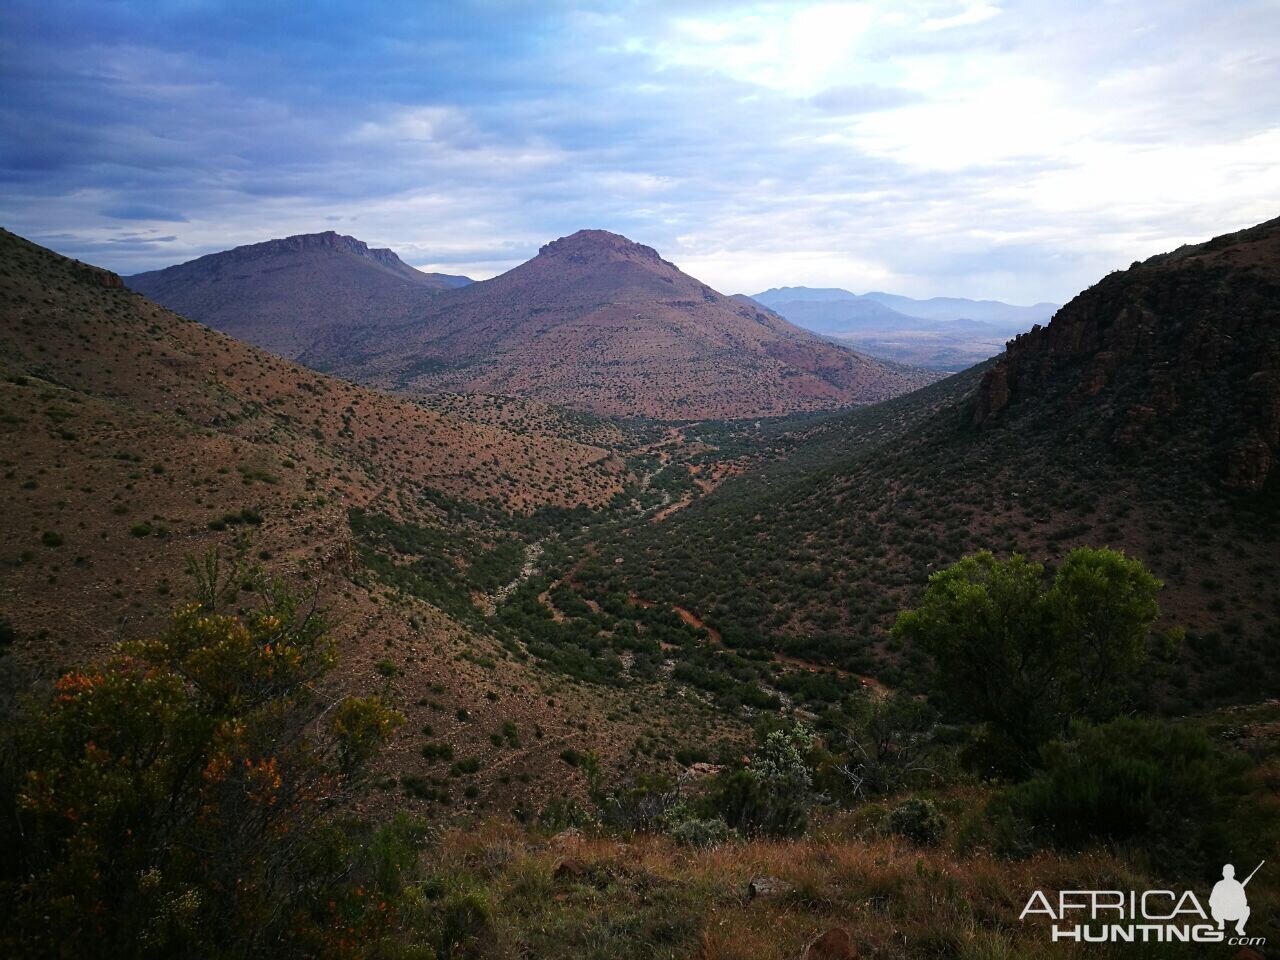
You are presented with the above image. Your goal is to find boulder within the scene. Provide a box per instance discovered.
[747,876,790,899]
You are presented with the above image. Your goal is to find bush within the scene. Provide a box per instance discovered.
[0,575,404,958]
[421,742,455,762]
[1000,717,1245,872]
[894,548,1162,774]
[668,816,732,848]
[537,796,597,832]
[887,797,946,846]
[586,757,682,835]
[432,890,497,960]
[711,724,814,837]
[559,747,583,767]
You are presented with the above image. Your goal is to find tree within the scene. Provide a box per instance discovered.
[893,547,1162,773]
[0,569,404,959]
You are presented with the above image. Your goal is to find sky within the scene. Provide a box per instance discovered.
[2,1,1278,304]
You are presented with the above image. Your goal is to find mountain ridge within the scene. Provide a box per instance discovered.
[751,285,1060,371]
[125,231,471,360]
[328,228,940,418]
[135,227,940,419]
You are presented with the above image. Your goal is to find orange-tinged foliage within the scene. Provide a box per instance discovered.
[0,581,406,960]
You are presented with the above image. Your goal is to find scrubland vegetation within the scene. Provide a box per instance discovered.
[4,548,1276,959]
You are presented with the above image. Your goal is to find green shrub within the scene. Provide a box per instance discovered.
[887,797,946,846]
[711,724,814,837]
[1000,717,1245,871]
[433,890,496,960]
[449,757,482,777]
[894,548,1162,774]
[0,578,402,957]
[537,796,597,832]
[559,747,582,767]
[421,742,455,762]
[669,816,732,848]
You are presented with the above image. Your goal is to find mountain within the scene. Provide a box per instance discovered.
[862,290,1059,326]
[579,217,1280,706]
[126,231,471,361]
[750,286,1059,371]
[753,286,1059,326]
[744,295,921,336]
[312,230,937,419]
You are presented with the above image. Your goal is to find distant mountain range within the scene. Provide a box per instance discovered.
[750,286,1060,371]
[127,231,471,361]
[129,229,938,419]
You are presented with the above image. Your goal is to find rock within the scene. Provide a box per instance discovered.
[746,876,790,899]
[77,264,123,288]
[1226,436,1273,490]
[804,927,857,959]
[972,362,1010,424]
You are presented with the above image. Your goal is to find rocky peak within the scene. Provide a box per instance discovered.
[232,231,411,271]
[536,229,667,268]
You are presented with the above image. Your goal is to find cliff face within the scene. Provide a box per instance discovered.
[974,218,1280,490]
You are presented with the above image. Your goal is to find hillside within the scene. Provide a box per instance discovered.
[0,228,752,818]
[300,230,938,418]
[126,231,470,360]
[567,218,1280,707]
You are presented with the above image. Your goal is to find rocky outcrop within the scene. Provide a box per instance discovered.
[972,216,1280,490]
[77,264,123,288]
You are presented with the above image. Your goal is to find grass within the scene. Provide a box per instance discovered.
[396,811,1253,960]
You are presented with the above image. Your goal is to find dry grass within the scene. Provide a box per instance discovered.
[409,811,1243,960]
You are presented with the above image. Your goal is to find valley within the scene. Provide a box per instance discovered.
[5,5,1279,957]
[2,218,1277,960]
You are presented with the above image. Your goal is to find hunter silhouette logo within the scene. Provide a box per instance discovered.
[1211,861,1263,935]
[1019,860,1267,946]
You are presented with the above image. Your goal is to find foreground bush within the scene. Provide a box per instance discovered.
[711,724,814,837]
[887,797,946,846]
[1000,717,1245,872]
[0,583,404,960]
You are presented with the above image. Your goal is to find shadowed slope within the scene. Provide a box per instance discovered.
[584,217,1280,706]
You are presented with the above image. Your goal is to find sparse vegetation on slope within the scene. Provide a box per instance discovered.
[582,219,1280,709]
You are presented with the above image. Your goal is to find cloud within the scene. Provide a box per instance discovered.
[921,3,1001,32]
[808,83,921,114]
[101,204,188,222]
[0,0,1277,304]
